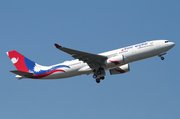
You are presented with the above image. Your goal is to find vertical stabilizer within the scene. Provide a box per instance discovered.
[6,50,35,72]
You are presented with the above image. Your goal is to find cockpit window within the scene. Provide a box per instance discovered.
[165,41,169,43]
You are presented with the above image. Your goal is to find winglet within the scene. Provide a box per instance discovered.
[54,43,62,48]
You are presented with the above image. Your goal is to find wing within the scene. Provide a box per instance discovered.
[54,44,107,68]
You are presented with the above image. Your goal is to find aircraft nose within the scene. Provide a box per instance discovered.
[170,42,175,48]
[166,42,175,50]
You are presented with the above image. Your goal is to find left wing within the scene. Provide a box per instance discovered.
[54,44,107,68]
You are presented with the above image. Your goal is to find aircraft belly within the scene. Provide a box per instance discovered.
[41,71,78,79]
[78,66,93,74]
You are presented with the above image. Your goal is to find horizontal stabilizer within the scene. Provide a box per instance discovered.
[10,70,34,77]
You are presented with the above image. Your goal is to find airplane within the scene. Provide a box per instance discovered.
[6,40,175,83]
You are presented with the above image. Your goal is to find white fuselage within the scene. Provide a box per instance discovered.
[41,40,175,79]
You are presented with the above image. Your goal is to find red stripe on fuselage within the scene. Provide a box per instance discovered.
[30,69,66,79]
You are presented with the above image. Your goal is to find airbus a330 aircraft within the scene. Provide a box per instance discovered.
[7,40,175,83]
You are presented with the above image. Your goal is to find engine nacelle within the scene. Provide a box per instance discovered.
[109,64,130,75]
[105,55,124,67]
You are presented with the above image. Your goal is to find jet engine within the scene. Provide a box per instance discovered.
[105,54,124,67]
[109,64,130,75]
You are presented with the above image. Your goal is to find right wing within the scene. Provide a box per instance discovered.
[54,44,108,69]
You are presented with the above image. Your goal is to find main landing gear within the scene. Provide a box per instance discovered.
[93,67,105,83]
[95,77,105,83]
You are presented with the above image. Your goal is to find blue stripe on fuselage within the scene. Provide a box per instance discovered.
[33,65,70,75]
[24,57,70,75]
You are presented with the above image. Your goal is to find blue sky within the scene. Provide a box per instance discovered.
[1,0,180,119]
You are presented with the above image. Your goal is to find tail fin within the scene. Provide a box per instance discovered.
[6,50,35,72]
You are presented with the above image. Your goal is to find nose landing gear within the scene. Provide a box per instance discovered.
[158,52,166,60]
[161,57,164,60]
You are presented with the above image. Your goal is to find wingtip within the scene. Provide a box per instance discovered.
[54,43,62,48]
